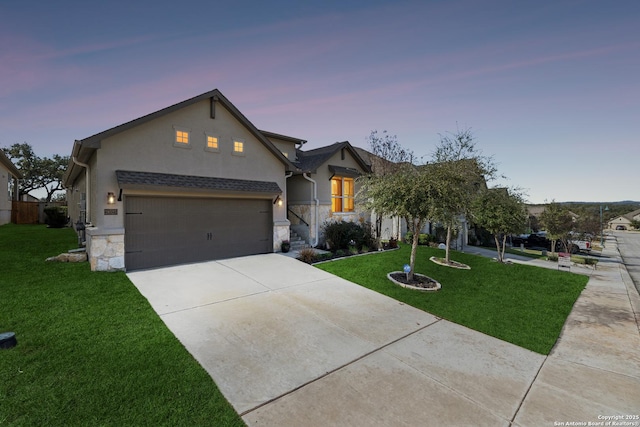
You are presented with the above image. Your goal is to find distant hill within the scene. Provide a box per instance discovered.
[525,201,639,231]
[560,201,640,205]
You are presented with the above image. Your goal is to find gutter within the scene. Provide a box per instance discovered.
[302,173,319,247]
[72,155,91,224]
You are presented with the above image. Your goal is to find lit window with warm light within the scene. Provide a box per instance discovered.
[233,140,244,154]
[331,177,354,213]
[205,134,219,152]
[173,126,191,147]
[176,130,189,144]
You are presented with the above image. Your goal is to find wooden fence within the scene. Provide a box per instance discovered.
[11,201,67,224]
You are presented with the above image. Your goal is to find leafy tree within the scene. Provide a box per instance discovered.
[630,219,640,230]
[429,127,498,263]
[472,187,527,262]
[366,130,414,249]
[358,162,436,281]
[574,211,599,239]
[1,143,69,202]
[539,201,573,253]
[527,214,541,233]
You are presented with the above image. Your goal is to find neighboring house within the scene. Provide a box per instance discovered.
[0,150,21,225]
[63,89,301,271]
[608,208,640,230]
[287,141,372,246]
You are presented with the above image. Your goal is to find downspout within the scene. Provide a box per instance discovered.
[302,173,319,248]
[284,171,293,235]
[72,156,90,224]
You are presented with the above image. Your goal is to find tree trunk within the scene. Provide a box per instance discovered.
[445,225,452,263]
[501,234,507,261]
[494,235,503,262]
[408,217,424,282]
[375,213,383,250]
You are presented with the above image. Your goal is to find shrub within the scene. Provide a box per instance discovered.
[44,206,69,228]
[297,248,317,264]
[322,220,373,251]
[418,233,433,245]
[382,237,398,250]
[404,232,434,245]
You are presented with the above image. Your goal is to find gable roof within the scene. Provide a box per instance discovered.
[0,150,21,178]
[260,130,307,146]
[295,141,371,174]
[623,208,640,220]
[64,89,300,185]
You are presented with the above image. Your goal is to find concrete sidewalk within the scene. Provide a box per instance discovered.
[513,236,640,426]
[126,237,640,426]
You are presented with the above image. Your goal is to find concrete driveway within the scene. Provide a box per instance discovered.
[127,254,546,426]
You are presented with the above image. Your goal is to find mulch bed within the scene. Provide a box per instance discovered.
[389,272,439,289]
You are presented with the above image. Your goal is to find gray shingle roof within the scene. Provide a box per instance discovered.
[295,141,371,173]
[116,170,282,194]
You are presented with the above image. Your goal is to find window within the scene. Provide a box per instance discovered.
[331,177,354,213]
[233,140,244,155]
[205,134,219,152]
[173,126,191,147]
[176,130,189,144]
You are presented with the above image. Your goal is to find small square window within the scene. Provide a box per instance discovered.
[233,140,244,154]
[173,126,191,148]
[176,130,189,144]
[206,135,219,152]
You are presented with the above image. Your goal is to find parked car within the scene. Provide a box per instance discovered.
[512,232,591,254]
[616,225,627,230]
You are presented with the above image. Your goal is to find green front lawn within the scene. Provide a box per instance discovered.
[0,225,244,426]
[316,245,588,355]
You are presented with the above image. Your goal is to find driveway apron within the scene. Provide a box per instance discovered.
[128,254,545,426]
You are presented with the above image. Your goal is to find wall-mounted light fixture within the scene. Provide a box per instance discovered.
[273,195,283,206]
[107,192,116,205]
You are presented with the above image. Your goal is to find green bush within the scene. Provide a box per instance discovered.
[404,232,434,245]
[44,206,69,228]
[322,220,373,251]
[418,233,433,245]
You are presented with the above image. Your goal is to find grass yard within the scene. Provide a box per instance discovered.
[0,225,244,426]
[316,245,589,355]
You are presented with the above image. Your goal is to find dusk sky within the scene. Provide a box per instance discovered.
[1,0,638,204]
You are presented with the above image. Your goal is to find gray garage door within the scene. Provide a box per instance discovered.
[125,196,272,271]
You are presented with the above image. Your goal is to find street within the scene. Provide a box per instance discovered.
[614,230,640,294]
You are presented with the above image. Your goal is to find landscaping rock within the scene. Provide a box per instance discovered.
[46,252,87,263]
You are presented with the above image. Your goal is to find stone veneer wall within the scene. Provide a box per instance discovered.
[273,220,290,252]
[86,227,125,271]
